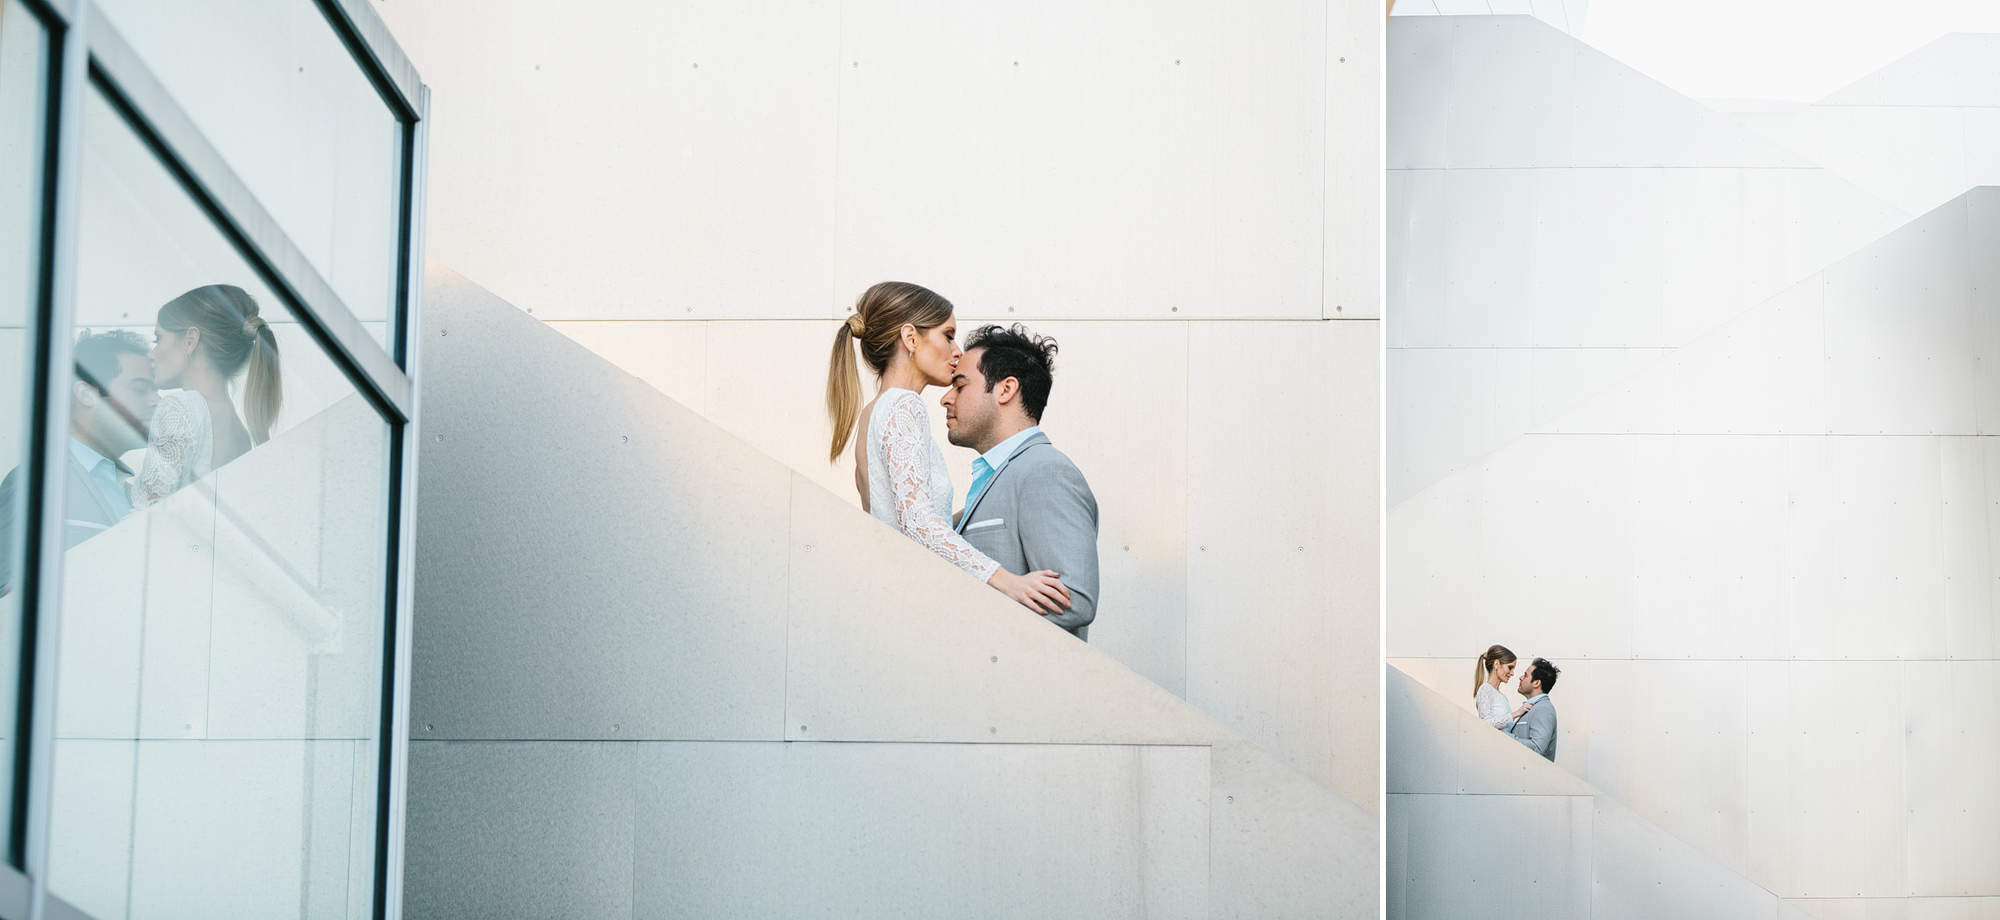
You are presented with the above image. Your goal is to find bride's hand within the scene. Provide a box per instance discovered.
[989,569,1072,615]
[1512,699,1536,719]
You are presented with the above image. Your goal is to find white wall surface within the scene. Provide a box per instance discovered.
[1729,34,2000,220]
[1387,15,1910,504]
[1386,666,1817,920]
[1389,188,2000,912]
[375,0,1380,806]
[405,267,1376,917]
[1391,0,1589,37]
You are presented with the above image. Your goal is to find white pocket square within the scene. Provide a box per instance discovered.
[965,518,1005,531]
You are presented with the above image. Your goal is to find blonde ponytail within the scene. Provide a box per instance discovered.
[826,314,864,462]
[157,284,284,443]
[824,282,955,464]
[244,318,282,443]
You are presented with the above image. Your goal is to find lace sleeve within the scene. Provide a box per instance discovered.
[1475,684,1516,729]
[129,394,196,510]
[880,393,1002,582]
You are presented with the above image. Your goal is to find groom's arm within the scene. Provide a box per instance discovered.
[1016,461,1099,634]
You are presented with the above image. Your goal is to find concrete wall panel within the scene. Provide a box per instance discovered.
[405,741,637,920]
[1389,668,1821,920]
[1210,739,1377,918]
[54,523,147,740]
[1728,36,2000,217]
[1818,34,2000,107]
[48,740,136,920]
[1570,49,1697,167]
[1442,16,1575,168]
[377,0,1351,322]
[833,0,1324,321]
[1391,793,1593,920]
[1387,15,1912,505]
[1187,320,1379,806]
[1902,662,2000,899]
[366,0,842,322]
[133,485,218,740]
[1325,0,1381,320]
[415,273,793,742]
[1386,15,1451,171]
[126,740,364,918]
[1823,201,1976,436]
[778,741,1210,919]
[784,474,1222,747]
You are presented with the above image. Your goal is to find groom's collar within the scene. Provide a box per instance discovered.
[977,425,1043,472]
[1523,692,1548,705]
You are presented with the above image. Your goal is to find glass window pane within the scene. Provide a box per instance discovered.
[92,0,403,354]
[48,85,390,918]
[0,0,50,869]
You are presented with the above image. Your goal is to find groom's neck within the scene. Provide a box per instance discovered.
[979,417,1034,455]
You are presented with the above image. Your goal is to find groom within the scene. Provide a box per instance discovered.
[1509,657,1560,761]
[942,324,1100,640]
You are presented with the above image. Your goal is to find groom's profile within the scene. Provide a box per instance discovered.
[1509,657,1559,761]
[943,324,1100,639]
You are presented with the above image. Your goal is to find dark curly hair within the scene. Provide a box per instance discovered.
[963,323,1058,421]
[1529,657,1560,693]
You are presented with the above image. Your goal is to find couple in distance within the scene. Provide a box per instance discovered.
[826,281,1099,639]
[1473,644,1559,761]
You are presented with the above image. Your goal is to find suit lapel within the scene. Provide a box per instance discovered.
[957,432,1049,533]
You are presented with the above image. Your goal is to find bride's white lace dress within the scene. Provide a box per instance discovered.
[865,387,1000,582]
[128,389,214,510]
[1475,682,1517,730]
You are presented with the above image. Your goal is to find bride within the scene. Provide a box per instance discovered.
[825,281,1071,614]
[1474,644,1536,729]
[129,284,283,509]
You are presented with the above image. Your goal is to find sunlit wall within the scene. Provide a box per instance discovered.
[374,0,1383,808]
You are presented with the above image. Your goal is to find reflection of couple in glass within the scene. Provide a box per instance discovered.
[125,284,283,508]
[0,284,282,587]
[826,281,1100,638]
[1473,644,1559,761]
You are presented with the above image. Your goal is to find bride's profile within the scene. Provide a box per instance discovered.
[129,284,283,510]
[1474,644,1536,729]
[825,281,1070,614]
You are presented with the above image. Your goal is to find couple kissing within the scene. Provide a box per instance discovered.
[826,281,1100,640]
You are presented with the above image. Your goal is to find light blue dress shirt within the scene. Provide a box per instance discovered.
[71,437,133,520]
[964,425,1041,516]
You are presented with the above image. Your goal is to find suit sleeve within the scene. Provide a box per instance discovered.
[1014,459,1099,633]
[1514,706,1555,758]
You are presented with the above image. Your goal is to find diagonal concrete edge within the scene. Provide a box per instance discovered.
[1387,666,1813,919]
[412,260,1376,915]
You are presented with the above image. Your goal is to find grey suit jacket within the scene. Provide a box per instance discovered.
[0,451,127,590]
[957,432,1100,639]
[1508,695,1558,761]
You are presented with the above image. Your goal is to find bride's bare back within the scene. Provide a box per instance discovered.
[852,393,878,511]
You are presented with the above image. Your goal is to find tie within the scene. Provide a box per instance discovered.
[965,456,995,512]
[96,458,133,519]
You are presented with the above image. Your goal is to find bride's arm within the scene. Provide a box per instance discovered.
[1475,685,1517,728]
[128,395,194,510]
[880,394,1002,581]
[879,395,1070,614]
